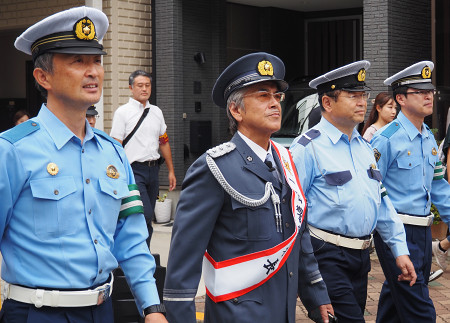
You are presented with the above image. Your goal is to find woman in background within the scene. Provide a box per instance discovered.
[13,110,30,126]
[362,92,396,141]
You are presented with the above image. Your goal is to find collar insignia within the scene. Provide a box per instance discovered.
[74,17,96,40]
[432,147,437,156]
[257,60,274,76]
[106,165,119,179]
[47,162,59,176]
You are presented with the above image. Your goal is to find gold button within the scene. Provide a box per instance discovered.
[86,179,90,184]
[408,151,411,155]
[31,122,37,127]
[54,190,59,195]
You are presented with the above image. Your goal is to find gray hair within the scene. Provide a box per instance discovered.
[226,88,247,135]
[129,70,152,86]
[34,52,54,98]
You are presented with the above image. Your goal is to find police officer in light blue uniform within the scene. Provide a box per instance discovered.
[290,61,417,323]
[163,52,333,323]
[371,61,450,323]
[0,7,166,323]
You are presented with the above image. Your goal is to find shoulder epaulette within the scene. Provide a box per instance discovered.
[0,120,40,144]
[297,129,320,146]
[381,122,400,138]
[93,128,122,146]
[207,142,236,158]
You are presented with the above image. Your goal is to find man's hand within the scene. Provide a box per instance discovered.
[168,171,176,191]
[309,304,334,323]
[396,254,417,286]
[319,304,334,323]
[145,313,168,323]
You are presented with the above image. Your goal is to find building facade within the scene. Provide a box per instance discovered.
[1,0,448,187]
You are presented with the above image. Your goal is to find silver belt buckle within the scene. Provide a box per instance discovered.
[97,285,111,305]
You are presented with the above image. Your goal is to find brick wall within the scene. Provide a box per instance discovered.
[102,0,152,131]
[0,0,83,30]
[363,0,431,122]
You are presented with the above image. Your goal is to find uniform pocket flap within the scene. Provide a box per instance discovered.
[30,176,76,201]
[99,178,129,200]
[367,168,383,181]
[397,156,421,169]
[323,170,352,186]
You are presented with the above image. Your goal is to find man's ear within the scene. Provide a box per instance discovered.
[321,95,333,113]
[33,68,51,91]
[396,93,406,108]
[229,102,243,122]
[129,85,133,91]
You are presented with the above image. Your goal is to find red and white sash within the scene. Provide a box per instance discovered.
[203,141,306,302]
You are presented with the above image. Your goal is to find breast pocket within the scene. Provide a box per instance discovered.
[397,156,421,185]
[30,177,77,240]
[323,170,352,208]
[99,178,130,232]
[231,196,271,241]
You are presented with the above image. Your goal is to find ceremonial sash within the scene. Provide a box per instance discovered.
[203,141,306,302]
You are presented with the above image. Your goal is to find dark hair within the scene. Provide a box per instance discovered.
[361,92,393,135]
[34,52,54,98]
[393,86,408,106]
[13,110,30,125]
[318,90,341,111]
[129,70,152,86]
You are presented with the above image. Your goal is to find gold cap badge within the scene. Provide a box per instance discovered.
[422,66,431,79]
[74,17,96,41]
[357,68,366,82]
[47,162,59,176]
[257,60,274,76]
[106,165,119,179]
[432,147,437,156]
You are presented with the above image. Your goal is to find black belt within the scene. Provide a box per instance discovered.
[132,160,158,167]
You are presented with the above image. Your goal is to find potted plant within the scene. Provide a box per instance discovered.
[154,190,172,223]
[431,203,448,240]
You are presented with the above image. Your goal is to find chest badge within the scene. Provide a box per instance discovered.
[106,165,119,179]
[432,147,437,156]
[47,162,59,176]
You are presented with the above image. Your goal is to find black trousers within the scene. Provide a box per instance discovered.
[0,297,113,323]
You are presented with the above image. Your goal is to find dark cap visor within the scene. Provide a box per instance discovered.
[341,85,372,92]
[404,82,435,90]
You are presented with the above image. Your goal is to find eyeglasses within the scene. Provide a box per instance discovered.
[243,90,285,103]
[406,89,436,97]
[339,93,371,101]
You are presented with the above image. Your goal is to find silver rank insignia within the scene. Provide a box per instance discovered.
[106,165,119,179]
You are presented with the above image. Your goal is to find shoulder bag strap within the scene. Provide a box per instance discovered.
[122,108,149,147]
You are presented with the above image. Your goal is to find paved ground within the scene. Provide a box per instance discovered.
[151,222,450,322]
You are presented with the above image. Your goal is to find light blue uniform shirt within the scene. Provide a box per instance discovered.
[371,111,450,223]
[0,105,160,311]
[290,117,408,257]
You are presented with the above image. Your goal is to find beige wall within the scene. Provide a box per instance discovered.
[102,0,152,132]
